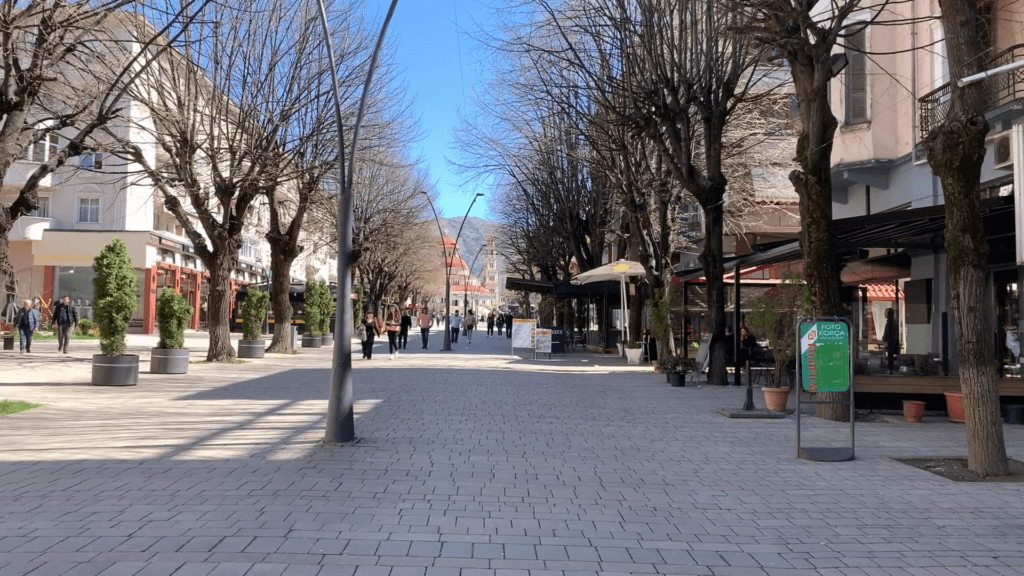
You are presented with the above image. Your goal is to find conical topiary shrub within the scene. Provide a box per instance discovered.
[93,238,137,356]
[92,238,140,385]
[238,287,269,358]
[152,287,194,374]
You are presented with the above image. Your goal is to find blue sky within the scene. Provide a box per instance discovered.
[371,0,495,221]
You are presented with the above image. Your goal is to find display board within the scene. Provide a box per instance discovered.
[535,329,552,353]
[799,319,851,393]
[511,318,536,349]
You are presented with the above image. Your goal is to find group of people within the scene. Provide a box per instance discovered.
[355,307,515,359]
[11,295,80,354]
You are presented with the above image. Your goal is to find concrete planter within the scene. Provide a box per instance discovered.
[320,332,333,346]
[301,333,322,348]
[624,347,643,364]
[92,354,139,386]
[150,348,189,374]
[237,339,265,358]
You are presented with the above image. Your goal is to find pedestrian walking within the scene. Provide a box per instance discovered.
[51,295,78,354]
[358,312,380,360]
[386,314,401,360]
[465,310,477,345]
[496,313,504,336]
[13,299,39,354]
[505,312,513,338]
[882,307,900,374]
[486,312,495,337]
[449,310,462,344]
[417,308,432,349]
[399,310,412,349]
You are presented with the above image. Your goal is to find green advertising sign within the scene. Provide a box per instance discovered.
[799,319,851,393]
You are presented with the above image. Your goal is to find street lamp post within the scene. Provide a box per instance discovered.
[463,244,485,316]
[318,0,399,444]
[420,192,483,351]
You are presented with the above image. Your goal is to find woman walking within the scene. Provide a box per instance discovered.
[359,312,380,360]
[486,312,495,337]
[464,310,477,345]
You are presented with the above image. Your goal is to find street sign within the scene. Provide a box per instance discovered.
[799,319,851,393]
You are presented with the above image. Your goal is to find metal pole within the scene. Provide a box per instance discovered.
[321,0,399,444]
[420,193,452,351]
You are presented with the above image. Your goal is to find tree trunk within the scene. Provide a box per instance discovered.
[789,60,846,421]
[206,255,237,362]
[266,248,296,353]
[701,202,727,386]
[0,225,15,309]
[926,114,1008,476]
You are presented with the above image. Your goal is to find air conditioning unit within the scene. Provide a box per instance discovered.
[992,133,1014,170]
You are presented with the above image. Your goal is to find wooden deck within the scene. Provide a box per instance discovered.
[854,374,1024,396]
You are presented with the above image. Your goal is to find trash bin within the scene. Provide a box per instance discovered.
[1003,405,1024,425]
[289,325,298,350]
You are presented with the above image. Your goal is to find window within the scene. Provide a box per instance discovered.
[845,27,868,124]
[26,134,60,163]
[81,152,103,170]
[77,197,100,223]
[31,196,50,218]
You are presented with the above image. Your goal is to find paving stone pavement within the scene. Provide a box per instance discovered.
[2,328,1023,576]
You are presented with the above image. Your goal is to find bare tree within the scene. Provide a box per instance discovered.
[922,0,1008,476]
[0,1,210,313]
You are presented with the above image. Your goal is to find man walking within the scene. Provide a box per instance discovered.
[505,312,513,338]
[399,310,412,349]
[14,299,39,354]
[486,312,495,338]
[449,310,462,344]
[417,308,432,349]
[51,295,78,354]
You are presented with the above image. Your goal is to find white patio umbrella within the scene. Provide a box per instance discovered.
[572,259,646,343]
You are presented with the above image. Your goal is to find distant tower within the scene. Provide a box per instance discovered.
[484,234,499,310]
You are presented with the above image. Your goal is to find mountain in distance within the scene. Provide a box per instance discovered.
[438,216,500,277]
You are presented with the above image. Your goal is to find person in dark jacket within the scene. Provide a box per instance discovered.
[399,310,412,349]
[51,295,79,354]
[882,307,900,374]
[14,299,40,354]
[360,312,380,360]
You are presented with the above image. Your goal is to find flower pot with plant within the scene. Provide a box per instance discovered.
[301,279,323,348]
[91,238,140,386]
[624,340,643,364]
[745,275,810,411]
[658,355,698,386]
[238,288,270,358]
[151,287,194,374]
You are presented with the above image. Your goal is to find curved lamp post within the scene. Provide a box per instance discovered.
[463,243,486,317]
[420,191,483,351]
[318,0,399,444]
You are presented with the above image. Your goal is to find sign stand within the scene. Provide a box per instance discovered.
[796,317,855,462]
[535,328,552,359]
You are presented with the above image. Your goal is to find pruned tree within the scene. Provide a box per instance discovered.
[0,0,211,315]
[923,0,1008,476]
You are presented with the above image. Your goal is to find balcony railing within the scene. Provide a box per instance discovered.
[919,43,1024,138]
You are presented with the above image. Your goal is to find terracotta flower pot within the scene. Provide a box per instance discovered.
[903,400,926,423]
[945,391,965,423]
[763,387,791,411]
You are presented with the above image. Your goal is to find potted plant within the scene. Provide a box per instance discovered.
[92,238,140,386]
[238,287,270,358]
[301,279,322,348]
[151,287,194,374]
[659,355,698,386]
[624,340,643,364]
[316,280,334,346]
[746,276,809,411]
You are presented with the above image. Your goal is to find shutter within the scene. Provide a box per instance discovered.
[847,30,868,123]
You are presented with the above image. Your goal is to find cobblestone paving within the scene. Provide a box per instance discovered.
[1,329,1023,575]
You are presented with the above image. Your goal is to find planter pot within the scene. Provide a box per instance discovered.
[237,339,266,358]
[763,387,791,411]
[320,332,333,346]
[945,391,965,423]
[624,347,643,364]
[903,400,926,423]
[150,348,189,374]
[92,354,139,386]
[301,333,322,348]
[669,373,685,387]
[1003,404,1024,425]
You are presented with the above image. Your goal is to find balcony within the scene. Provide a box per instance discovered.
[920,44,1024,138]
